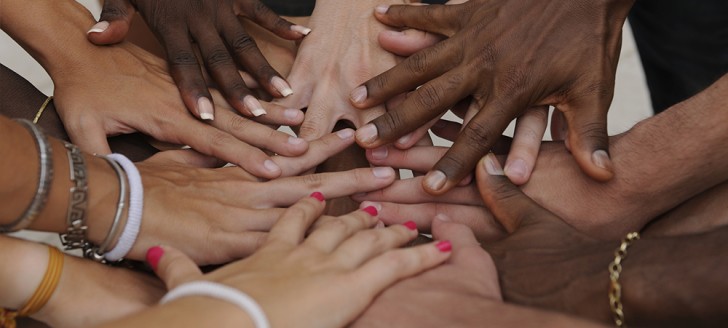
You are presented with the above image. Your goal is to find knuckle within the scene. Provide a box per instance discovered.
[575,121,607,142]
[376,111,406,136]
[227,115,253,132]
[230,33,258,54]
[205,48,234,68]
[414,83,443,109]
[405,51,432,76]
[300,173,324,189]
[169,50,199,67]
[101,5,129,20]
[354,230,384,248]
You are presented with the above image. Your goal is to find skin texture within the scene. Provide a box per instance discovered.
[88,0,307,119]
[351,0,635,195]
[102,196,451,328]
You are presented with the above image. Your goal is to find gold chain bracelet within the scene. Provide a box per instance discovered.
[608,231,640,327]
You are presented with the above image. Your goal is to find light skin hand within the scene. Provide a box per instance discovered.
[352,0,634,194]
[87,0,310,119]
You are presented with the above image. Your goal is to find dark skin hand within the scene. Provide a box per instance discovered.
[88,0,310,120]
[477,153,728,326]
[351,0,634,195]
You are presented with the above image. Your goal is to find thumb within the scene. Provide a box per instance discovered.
[65,121,113,155]
[146,246,203,290]
[561,97,614,182]
[87,0,136,45]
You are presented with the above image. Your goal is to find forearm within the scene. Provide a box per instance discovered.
[99,297,254,328]
[0,236,49,310]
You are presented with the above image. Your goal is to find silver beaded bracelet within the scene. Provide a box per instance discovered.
[59,142,89,250]
[1,119,54,233]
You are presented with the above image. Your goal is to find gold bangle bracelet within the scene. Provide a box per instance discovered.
[32,96,54,125]
[608,231,640,327]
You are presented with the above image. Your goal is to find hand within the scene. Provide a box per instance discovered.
[352,0,633,194]
[88,0,310,119]
[149,194,452,328]
[117,145,399,265]
[53,41,308,179]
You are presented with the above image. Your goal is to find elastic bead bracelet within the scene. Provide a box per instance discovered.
[104,154,143,262]
[59,142,89,250]
[160,281,270,328]
[85,156,128,263]
[1,119,53,233]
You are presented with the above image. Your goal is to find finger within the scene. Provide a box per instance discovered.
[549,109,567,141]
[374,4,463,36]
[65,119,113,155]
[265,193,327,247]
[253,167,397,208]
[355,70,472,148]
[353,176,481,206]
[237,0,306,40]
[272,129,356,177]
[147,246,202,290]
[143,149,223,168]
[393,115,440,149]
[430,119,462,142]
[430,215,480,248]
[504,106,548,185]
[378,29,443,57]
[333,222,419,269]
[297,103,340,141]
[350,39,458,109]
[561,96,614,182]
[213,109,308,157]
[87,0,135,45]
[366,145,448,172]
[305,208,380,253]
[476,153,558,233]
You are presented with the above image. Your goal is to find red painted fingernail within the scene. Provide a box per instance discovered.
[362,206,378,216]
[436,240,452,252]
[146,246,164,270]
[309,192,325,202]
[403,221,417,231]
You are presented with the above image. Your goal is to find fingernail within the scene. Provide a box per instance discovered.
[197,97,214,120]
[264,159,280,172]
[336,128,354,140]
[375,5,390,14]
[284,109,301,120]
[360,201,382,212]
[435,214,451,222]
[288,136,304,145]
[436,240,452,252]
[425,170,447,191]
[504,159,527,179]
[290,25,312,36]
[350,86,368,104]
[244,95,266,117]
[362,206,379,216]
[87,21,109,34]
[403,221,417,231]
[372,167,394,179]
[458,174,473,186]
[270,76,293,97]
[375,220,385,229]
[371,146,388,160]
[592,150,613,171]
[310,191,325,202]
[381,30,405,38]
[145,246,164,270]
[397,133,412,146]
[356,124,378,144]
[484,153,504,176]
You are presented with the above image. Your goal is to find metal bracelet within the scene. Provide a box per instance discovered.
[84,156,128,263]
[58,142,89,250]
[608,231,640,327]
[1,119,54,233]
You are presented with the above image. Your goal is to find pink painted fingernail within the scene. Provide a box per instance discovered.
[197,97,214,121]
[244,95,267,117]
[310,191,325,202]
[356,124,378,144]
[146,246,164,270]
[362,206,378,216]
[359,201,382,212]
[87,21,109,34]
[436,240,452,252]
[403,221,417,231]
[424,170,447,191]
[271,76,293,97]
[375,5,390,14]
[350,86,368,104]
[484,153,504,176]
[291,25,312,36]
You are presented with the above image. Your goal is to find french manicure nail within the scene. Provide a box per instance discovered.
[425,170,447,191]
[197,97,214,121]
[403,221,417,231]
[397,133,412,146]
[146,246,164,270]
[291,25,312,36]
[436,240,452,252]
[375,5,390,14]
[356,124,378,144]
[484,153,504,176]
[264,159,280,172]
[244,95,266,117]
[372,167,394,179]
[310,191,325,202]
[592,150,613,171]
[336,128,354,140]
[87,21,109,34]
[271,76,293,97]
[288,136,304,145]
[350,86,368,104]
[504,159,527,179]
[371,146,388,160]
[362,206,379,216]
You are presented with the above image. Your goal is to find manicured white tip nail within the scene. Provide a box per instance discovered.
[197,97,214,121]
[271,76,293,97]
[375,5,390,15]
[291,25,312,36]
[244,95,267,117]
[87,21,109,34]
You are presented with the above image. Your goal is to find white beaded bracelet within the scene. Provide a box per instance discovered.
[104,154,143,262]
[160,281,270,328]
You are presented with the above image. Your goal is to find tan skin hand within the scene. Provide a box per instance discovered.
[352,0,634,194]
